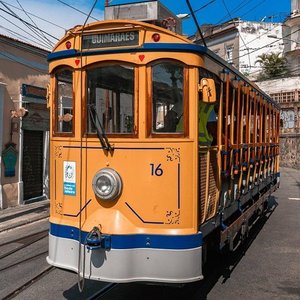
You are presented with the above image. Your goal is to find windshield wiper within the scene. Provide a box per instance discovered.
[88,104,114,152]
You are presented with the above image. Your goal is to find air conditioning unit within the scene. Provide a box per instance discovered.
[104,1,182,34]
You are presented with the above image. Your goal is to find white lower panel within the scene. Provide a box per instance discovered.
[47,234,203,283]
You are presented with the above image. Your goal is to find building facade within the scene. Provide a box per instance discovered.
[257,77,300,134]
[0,34,49,209]
[256,1,300,169]
[193,19,284,79]
[192,0,300,169]
[283,0,300,76]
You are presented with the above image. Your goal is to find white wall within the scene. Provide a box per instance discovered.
[256,76,300,93]
[292,0,300,12]
[238,21,283,77]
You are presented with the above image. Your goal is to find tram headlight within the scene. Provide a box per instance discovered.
[92,168,122,201]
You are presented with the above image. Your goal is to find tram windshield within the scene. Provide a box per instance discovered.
[87,64,134,134]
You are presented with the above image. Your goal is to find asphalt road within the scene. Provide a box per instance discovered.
[0,167,299,300]
[202,167,300,299]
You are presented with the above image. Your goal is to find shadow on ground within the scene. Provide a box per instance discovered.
[62,197,278,300]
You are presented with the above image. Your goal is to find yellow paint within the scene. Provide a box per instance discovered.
[48,19,280,238]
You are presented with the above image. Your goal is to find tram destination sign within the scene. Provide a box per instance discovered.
[82,31,139,49]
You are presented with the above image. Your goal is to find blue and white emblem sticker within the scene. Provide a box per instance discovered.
[63,161,76,196]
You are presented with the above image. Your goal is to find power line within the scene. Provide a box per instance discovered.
[195,1,287,66]
[218,0,278,26]
[0,13,52,50]
[56,0,98,21]
[0,31,49,56]
[192,0,257,42]
[16,0,53,48]
[1,1,53,49]
[239,0,268,20]
[221,0,251,67]
[239,23,282,51]
[186,0,207,46]
[0,47,48,74]
[194,0,216,14]
[217,0,255,25]
[0,23,53,49]
[235,27,300,60]
[0,5,59,41]
[182,0,216,20]
[202,0,287,39]
[0,1,48,47]
[1,1,66,30]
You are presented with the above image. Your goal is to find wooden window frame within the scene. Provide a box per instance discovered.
[84,62,138,139]
[147,60,189,138]
[52,66,75,137]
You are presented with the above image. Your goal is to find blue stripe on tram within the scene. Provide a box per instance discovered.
[50,223,202,250]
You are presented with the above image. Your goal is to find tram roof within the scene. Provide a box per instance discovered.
[48,20,279,109]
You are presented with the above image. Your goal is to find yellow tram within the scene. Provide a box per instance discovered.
[46,18,280,284]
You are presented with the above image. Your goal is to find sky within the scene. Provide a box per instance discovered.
[0,0,292,51]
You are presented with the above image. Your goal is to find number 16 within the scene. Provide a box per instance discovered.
[150,163,163,176]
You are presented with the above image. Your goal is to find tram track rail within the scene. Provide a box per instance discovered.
[0,229,54,299]
[0,229,49,260]
[0,229,50,277]
[1,229,118,299]
[1,228,120,299]
[2,265,55,300]
[0,250,48,272]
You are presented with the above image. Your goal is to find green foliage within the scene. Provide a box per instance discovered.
[255,52,288,80]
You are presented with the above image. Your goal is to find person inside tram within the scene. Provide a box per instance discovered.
[199,101,218,146]
[156,97,183,133]
[163,108,180,132]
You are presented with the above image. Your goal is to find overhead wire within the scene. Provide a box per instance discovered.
[1,1,66,31]
[0,1,52,49]
[216,0,286,27]
[0,5,59,41]
[221,0,252,68]
[16,0,54,48]
[201,0,287,43]
[0,0,294,75]
[0,47,48,74]
[0,1,51,71]
[0,23,53,49]
[217,0,255,24]
[190,0,290,71]
[194,0,216,14]
[239,0,269,20]
[238,23,282,51]
[182,0,216,19]
[56,0,99,21]
[235,27,300,60]
[0,0,101,76]
[0,13,52,50]
[190,0,258,46]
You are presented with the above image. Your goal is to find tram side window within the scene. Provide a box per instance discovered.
[55,69,73,133]
[87,65,134,134]
[199,68,220,146]
[152,62,184,133]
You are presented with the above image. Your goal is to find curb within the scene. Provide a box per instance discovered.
[0,200,50,233]
[0,213,49,233]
